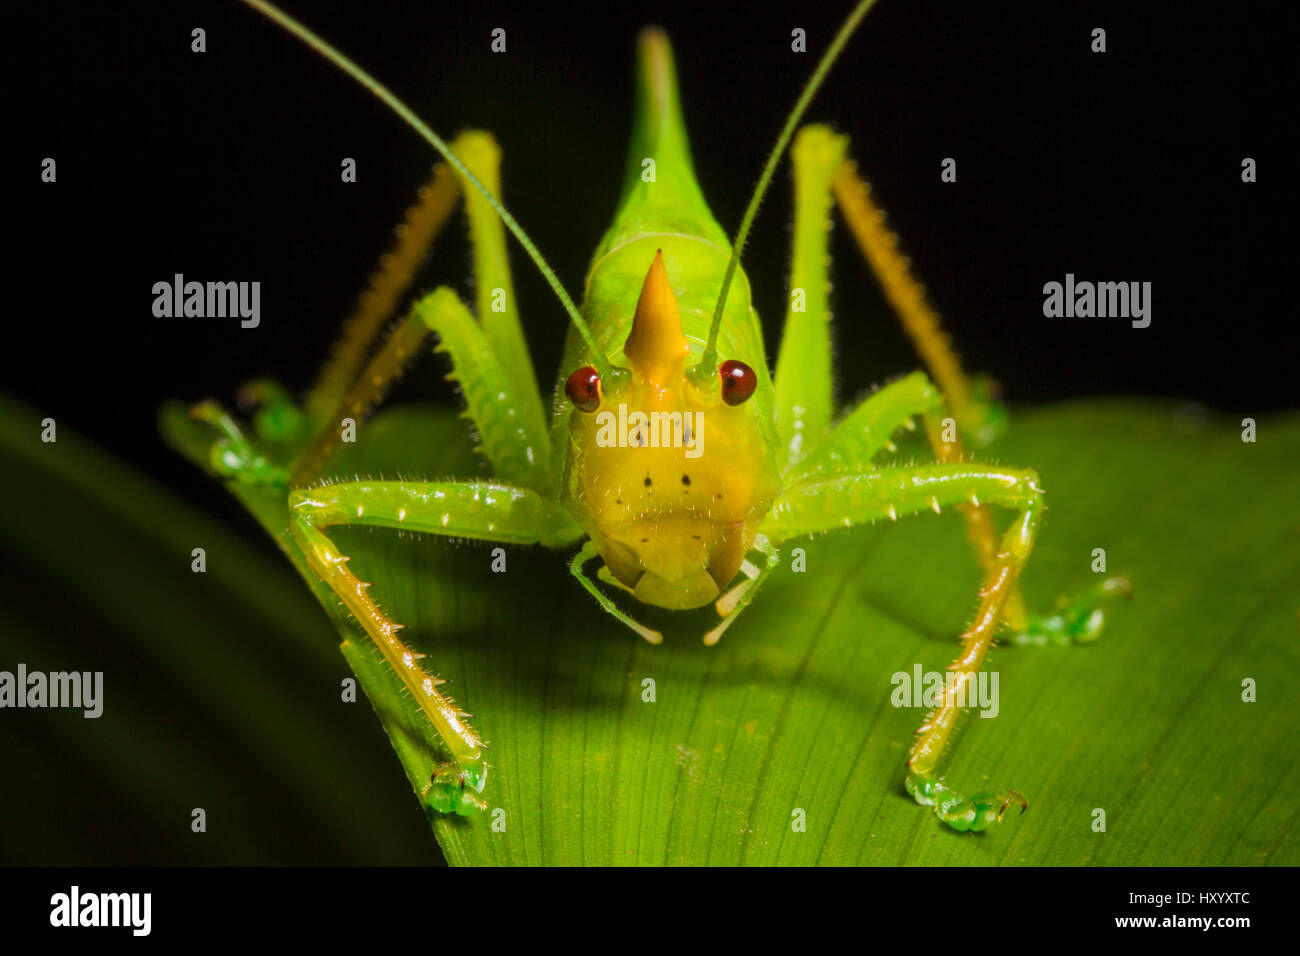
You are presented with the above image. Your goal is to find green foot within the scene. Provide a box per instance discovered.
[423,760,488,817]
[906,774,1027,832]
[236,378,308,445]
[1013,575,1132,646]
[961,374,1010,449]
[187,377,310,488]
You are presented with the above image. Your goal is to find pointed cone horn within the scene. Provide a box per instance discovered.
[624,250,689,384]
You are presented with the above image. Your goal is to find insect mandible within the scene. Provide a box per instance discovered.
[191,0,1129,832]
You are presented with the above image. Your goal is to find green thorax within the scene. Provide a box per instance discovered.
[555,29,769,419]
[593,28,730,259]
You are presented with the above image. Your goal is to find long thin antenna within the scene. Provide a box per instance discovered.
[238,0,615,379]
[701,0,880,374]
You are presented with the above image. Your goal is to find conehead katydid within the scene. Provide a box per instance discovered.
[188,0,1130,832]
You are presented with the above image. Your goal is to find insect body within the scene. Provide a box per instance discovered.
[193,0,1127,831]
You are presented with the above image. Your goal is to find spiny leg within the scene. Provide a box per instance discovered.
[919,398,1031,632]
[830,154,1005,449]
[290,309,433,486]
[188,160,459,488]
[915,400,1130,641]
[289,478,581,814]
[449,131,548,452]
[768,126,1037,639]
[780,370,941,486]
[416,287,551,490]
[304,161,460,423]
[784,367,1127,644]
[768,127,1022,628]
[295,131,553,489]
[828,153,1034,627]
[763,461,1047,832]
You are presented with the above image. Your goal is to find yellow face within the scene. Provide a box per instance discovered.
[561,252,779,610]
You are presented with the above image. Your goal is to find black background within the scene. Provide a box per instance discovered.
[4,0,1289,864]
[3,865,1278,940]
[12,0,1287,499]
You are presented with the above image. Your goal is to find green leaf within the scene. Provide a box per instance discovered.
[162,398,1300,865]
[0,394,441,864]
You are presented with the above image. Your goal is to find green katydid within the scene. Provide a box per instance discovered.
[189,0,1129,832]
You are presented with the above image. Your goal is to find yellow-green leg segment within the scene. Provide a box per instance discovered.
[765,456,1044,831]
[289,479,580,814]
[771,128,1130,830]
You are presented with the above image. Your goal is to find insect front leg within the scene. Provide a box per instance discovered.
[288,478,580,814]
[763,462,1048,832]
[914,398,1131,644]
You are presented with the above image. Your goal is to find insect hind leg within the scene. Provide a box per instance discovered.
[830,157,1007,450]
[186,164,459,489]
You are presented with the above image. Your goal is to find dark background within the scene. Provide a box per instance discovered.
[12,0,1287,494]
[4,0,1287,863]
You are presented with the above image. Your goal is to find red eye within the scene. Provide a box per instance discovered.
[565,365,601,413]
[719,359,757,406]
